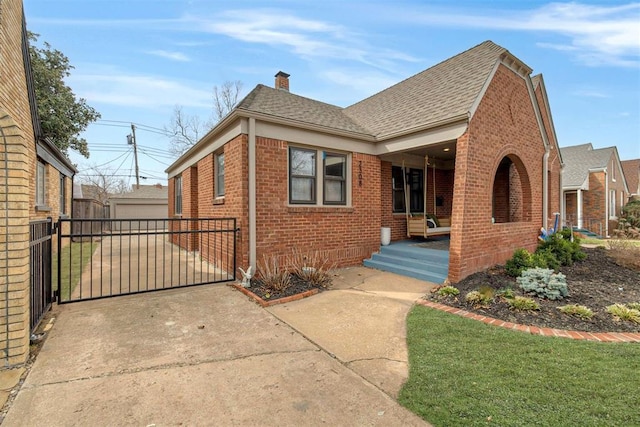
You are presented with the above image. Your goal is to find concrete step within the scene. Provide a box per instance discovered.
[363,258,447,284]
[368,252,448,276]
[378,244,449,263]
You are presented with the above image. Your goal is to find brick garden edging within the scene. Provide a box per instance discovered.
[418,300,640,343]
[231,284,319,307]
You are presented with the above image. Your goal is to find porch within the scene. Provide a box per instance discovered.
[363,237,450,284]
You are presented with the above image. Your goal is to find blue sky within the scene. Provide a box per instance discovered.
[24,0,640,187]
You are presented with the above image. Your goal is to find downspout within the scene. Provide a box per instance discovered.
[577,189,583,229]
[248,118,257,270]
[542,149,549,230]
[559,164,565,228]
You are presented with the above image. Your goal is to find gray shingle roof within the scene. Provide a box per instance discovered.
[235,40,510,140]
[236,84,371,136]
[343,41,507,138]
[110,185,168,200]
[561,143,615,188]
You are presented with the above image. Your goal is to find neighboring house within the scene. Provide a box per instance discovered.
[621,159,640,201]
[0,0,75,366]
[108,184,168,230]
[166,40,563,283]
[561,143,629,237]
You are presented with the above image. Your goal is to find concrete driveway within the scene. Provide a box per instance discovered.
[3,271,432,426]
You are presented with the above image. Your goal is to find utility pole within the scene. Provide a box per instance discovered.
[127,124,140,189]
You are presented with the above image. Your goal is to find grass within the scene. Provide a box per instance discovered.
[581,237,640,248]
[399,306,640,426]
[52,241,97,300]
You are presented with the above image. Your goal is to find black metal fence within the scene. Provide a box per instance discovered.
[56,217,237,303]
[29,219,53,331]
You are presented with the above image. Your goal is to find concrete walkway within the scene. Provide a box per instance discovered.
[268,267,436,398]
[3,273,432,426]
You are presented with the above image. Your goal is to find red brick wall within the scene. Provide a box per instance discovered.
[583,171,605,234]
[449,64,544,282]
[533,83,562,226]
[254,137,380,268]
[565,192,577,226]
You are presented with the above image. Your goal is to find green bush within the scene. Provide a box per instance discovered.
[536,232,585,267]
[465,290,492,307]
[606,304,640,324]
[437,285,460,297]
[621,200,640,228]
[558,304,594,320]
[531,248,560,271]
[517,267,568,300]
[508,296,540,311]
[505,248,534,277]
[496,287,515,300]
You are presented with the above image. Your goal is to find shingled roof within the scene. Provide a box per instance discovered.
[234,40,511,141]
[561,143,616,188]
[110,184,168,200]
[236,84,371,136]
[344,41,507,138]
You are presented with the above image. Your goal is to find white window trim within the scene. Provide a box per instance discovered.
[215,152,225,198]
[288,145,351,207]
[609,189,616,219]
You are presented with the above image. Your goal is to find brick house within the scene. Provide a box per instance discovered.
[1,0,75,366]
[621,159,639,201]
[166,41,563,283]
[561,143,629,237]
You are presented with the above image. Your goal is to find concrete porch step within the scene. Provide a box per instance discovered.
[363,258,447,284]
[367,252,448,276]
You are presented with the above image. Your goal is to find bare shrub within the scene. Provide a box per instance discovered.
[257,254,291,292]
[288,248,334,288]
[607,238,640,272]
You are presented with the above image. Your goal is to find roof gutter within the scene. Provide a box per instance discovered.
[375,114,469,142]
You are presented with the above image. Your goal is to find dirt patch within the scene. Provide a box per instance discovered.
[247,275,326,301]
[428,247,640,333]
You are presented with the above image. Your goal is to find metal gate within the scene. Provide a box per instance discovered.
[56,217,238,303]
[29,218,54,331]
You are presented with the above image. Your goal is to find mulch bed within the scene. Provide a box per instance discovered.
[428,247,640,333]
[245,275,323,301]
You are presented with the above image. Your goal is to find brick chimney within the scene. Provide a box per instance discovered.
[275,71,290,91]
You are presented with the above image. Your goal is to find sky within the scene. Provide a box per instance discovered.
[24,0,640,188]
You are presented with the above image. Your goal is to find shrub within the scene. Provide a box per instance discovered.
[288,248,334,288]
[558,304,594,320]
[517,268,568,300]
[627,302,640,311]
[496,287,515,300]
[621,200,640,228]
[508,296,540,311]
[505,248,534,277]
[531,248,560,271]
[536,232,585,267]
[606,304,640,324]
[465,291,492,307]
[437,286,460,297]
[257,255,291,292]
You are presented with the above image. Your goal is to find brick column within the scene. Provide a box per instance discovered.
[0,110,31,367]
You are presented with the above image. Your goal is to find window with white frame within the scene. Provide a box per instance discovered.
[612,161,616,182]
[175,175,183,215]
[215,152,225,198]
[36,160,46,206]
[609,190,616,218]
[289,146,348,205]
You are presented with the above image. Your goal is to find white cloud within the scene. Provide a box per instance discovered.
[408,2,640,67]
[572,89,609,98]
[146,50,191,62]
[67,68,211,109]
[186,9,419,73]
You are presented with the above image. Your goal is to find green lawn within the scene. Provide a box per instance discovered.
[52,241,97,300]
[581,237,640,248]
[399,306,640,427]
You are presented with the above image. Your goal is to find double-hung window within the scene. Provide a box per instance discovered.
[392,166,423,213]
[175,175,183,215]
[215,153,225,198]
[289,147,348,206]
[289,147,317,204]
[323,153,346,204]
